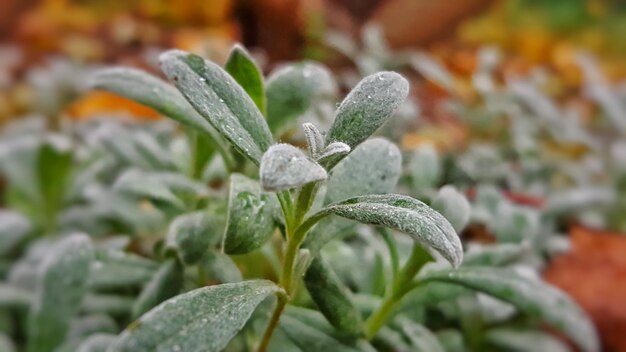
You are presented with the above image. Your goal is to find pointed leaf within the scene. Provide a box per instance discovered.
[224,44,266,114]
[160,50,272,164]
[89,68,221,143]
[311,194,462,267]
[111,280,282,352]
[419,267,599,352]
[326,72,409,149]
[28,234,94,352]
[260,144,326,192]
[165,212,215,265]
[131,259,183,319]
[223,174,278,254]
[303,256,363,335]
[266,62,337,132]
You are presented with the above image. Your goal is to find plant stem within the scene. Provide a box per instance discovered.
[379,228,399,281]
[257,293,287,352]
[364,243,432,340]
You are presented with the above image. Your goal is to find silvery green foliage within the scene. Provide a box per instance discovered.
[407,144,441,193]
[113,169,209,210]
[485,328,570,352]
[0,283,33,308]
[159,50,273,165]
[457,144,508,182]
[111,280,282,352]
[76,333,117,352]
[303,256,363,335]
[200,250,243,284]
[410,53,456,93]
[165,212,214,265]
[303,138,402,254]
[431,185,471,232]
[223,174,278,254]
[280,307,371,352]
[545,187,615,216]
[325,138,402,204]
[396,318,445,352]
[260,144,327,192]
[419,267,599,352]
[89,68,222,143]
[0,211,32,255]
[266,63,337,133]
[313,194,462,267]
[326,72,409,149]
[302,123,325,158]
[90,250,158,290]
[28,234,94,352]
[462,243,527,267]
[224,44,266,114]
[131,259,183,319]
[316,142,351,165]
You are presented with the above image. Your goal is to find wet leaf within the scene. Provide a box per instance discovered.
[111,280,282,352]
[160,50,273,165]
[223,174,278,254]
[312,194,462,267]
[419,267,599,352]
[326,72,409,149]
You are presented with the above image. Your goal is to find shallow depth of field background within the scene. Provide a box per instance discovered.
[2,0,626,350]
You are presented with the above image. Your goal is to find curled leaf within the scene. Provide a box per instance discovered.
[260,144,327,192]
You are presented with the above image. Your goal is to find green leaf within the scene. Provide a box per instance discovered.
[77,333,117,352]
[431,185,471,232]
[266,62,336,132]
[165,212,214,265]
[81,294,134,317]
[485,328,570,352]
[419,267,599,352]
[224,44,266,114]
[310,194,462,267]
[395,318,445,352]
[90,68,219,138]
[0,210,32,256]
[90,250,158,290]
[303,139,402,254]
[131,259,183,319]
[303,256,363,336]
[200,250,243,283]
[28,234,94,352]
[223,174,278,254]
[37,135,73,231]
[160,50,273,165]
[260,144,327,192]
[112,280,282,352]
[326,72,409,149]
[280,307,372,352]
[462,243,527,267]
[0,283,33,308]
[325,138,401,205]
[407,144,441,193]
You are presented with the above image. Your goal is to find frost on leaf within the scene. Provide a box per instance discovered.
[260,144,327,192]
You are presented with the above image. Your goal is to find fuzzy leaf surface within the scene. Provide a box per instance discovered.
[326,72,408,149]
[223,174,278,254]
[312,194,462,267]
[111,280,282,352]
[160,50,272,165]
[260,144,326,192]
